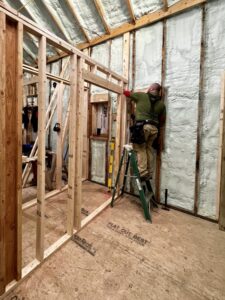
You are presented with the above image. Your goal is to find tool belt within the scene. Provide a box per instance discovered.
[130,120,158,144]
[130,122,145,144]
[136,119,158,127]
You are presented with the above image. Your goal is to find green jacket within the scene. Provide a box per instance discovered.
[129,92,166,127]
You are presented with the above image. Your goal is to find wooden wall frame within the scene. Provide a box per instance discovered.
[0,4,128,298]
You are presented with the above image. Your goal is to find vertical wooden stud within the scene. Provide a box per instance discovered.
[36,35,46,261]
[16,21,23,281]
[219,72,225,230]
[0,11,6,296]
[74,57,84,230]
[55,83,63,190]
[67,54,77,235]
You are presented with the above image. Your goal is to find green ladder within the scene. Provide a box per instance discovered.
[111,144,157,222]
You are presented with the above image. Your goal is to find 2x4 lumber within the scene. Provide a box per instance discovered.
[155,18,167,202]
[0,3,73,54]
[23,65,71,85]
[194,4,206,214]
[0,11,6,296]
[219,73,225,230]
[41,1,71,43]
[16,21,23,282]
[22,59,70,187]
[74,57,85,230]
[22,185,68,211]
[23,75,38,86]
[55,83,63,190]
[93,0,111,34]
[125,0,136,24]
[67,54,77,235]
[162,0,168,11]
[36,35,47,262]
[5,17,21,286]
[64,0,90,42]
[77,0,206,50]
[82,69,123,94]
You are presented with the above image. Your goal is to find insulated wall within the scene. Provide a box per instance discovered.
[198,0,225,218]
[161,8,202,211]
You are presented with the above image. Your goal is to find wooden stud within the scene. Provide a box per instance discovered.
[67,54,77,235]
[82,69,123,94]
[16,21,23,282]
[125,0,136,24]
[162,0,168,11]
[0,11,6,296]
[36,35,47,262]
[219,73,225,230]
[77,0,206,50]
[194,4,206,214]
[74,57,85,230]
[64,0,90,42]
[155,18,167,202]
[55,83,63,190]
[93,0,111,34]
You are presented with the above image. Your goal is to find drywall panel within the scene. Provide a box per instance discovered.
[135,22,163,89]
[160,8,202,211]
[131,0,163,19]
[198,0,225,218]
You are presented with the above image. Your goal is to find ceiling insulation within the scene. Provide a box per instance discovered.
[3,0,169,64]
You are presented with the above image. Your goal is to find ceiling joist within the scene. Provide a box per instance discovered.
[41,1,72,43]
[76,0,206,50]
[125,0,136,24]
[162,0,169,11]
[94,0,111,34]
[64,0,90,42]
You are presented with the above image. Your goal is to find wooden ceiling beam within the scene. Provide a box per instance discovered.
[76,0,206,50]
[40,1,71,43]
[64,0,90,42]
[162,0,168,11]
[125,0,136,24]
[93,0,111,34]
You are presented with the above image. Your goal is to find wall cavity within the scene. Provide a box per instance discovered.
[160,8,202,211]
[198,0,225,218]
[135,22,163,89]
[131,0,163,18]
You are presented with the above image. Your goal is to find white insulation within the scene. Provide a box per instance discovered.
[198,0,225,218]
[135,23,163,89]
[160,8,202,211]
[17,0,225,219]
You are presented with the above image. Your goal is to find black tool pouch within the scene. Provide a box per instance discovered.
[130,123,145,144]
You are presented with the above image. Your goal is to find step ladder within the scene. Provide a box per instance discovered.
[111,144,158,222]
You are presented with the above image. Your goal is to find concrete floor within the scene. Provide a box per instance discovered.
[6,193,225,300]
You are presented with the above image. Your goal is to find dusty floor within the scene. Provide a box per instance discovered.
[22,181,109,267]
[6,193,225,300]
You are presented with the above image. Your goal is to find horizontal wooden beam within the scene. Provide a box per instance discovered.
[82,69,123,94]
[77,0,206,50]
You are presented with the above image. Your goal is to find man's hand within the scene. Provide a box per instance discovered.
[123,90,131,97]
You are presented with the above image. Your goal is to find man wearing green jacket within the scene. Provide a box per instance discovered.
[123,83,166,181]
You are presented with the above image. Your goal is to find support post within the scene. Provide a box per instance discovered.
[67,54,77,235]
[0,11,6,296]
[74,57,84,230]
[55,83,63,190]
[36,35,46,261]
[219,72,225,230]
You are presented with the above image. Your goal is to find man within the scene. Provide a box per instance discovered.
[123,83,166,181]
